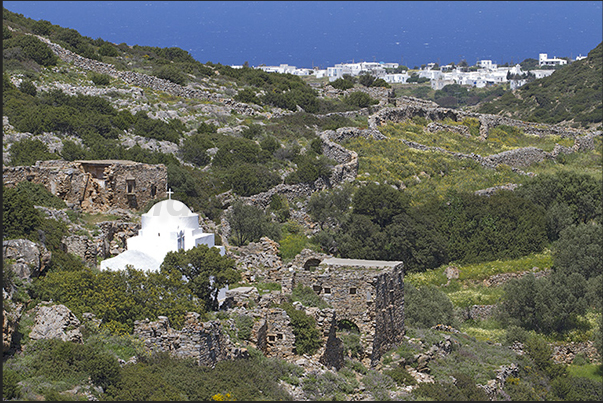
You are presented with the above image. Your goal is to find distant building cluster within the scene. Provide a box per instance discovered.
[231,50,585,90]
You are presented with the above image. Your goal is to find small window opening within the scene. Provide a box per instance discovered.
[126,179,135,193]
[268,335,276,342]
[277,333,284,340]
[349,287,357,295]
[323,287,331,294]
[313,285,322,294]
[150,184,157,197]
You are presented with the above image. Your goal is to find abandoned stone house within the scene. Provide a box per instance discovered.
[3,159,167,212]
[288,258,405,366]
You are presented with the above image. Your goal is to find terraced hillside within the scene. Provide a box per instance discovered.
[3,8,602,402]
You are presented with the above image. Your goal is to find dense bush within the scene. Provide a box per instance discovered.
[343,91,379,108]
[179,133,213,166]
[4,34,58,66]
[2,185,42,239]
[330,76,355,90]
[154,64,187,85]
[32,266,206,333]
[8,138,58,165]
[89,72,111,85]
[14,180,66,208]
[404,283,456,328]
[496,271,590,334]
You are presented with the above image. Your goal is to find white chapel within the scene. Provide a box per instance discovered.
[100,191,224,272]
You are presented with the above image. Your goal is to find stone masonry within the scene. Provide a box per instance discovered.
[289,259,405,367]
[133,312,249,367]
[3,159,167,213]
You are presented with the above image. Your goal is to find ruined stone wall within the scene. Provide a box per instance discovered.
[253,308,297,360]
[371,263,405,364]
[132,313,248,367]
[3,160,167,213]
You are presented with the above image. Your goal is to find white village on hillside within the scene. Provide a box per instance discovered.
[233,51,586,90]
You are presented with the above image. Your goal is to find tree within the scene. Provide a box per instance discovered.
[154,65,186,85]
[18,79,37,97]
[226,200,280,246]
[330,76,355,90]
[352,183,409,227]
[358,73,375,87]
[307,184,353,229]
[180,133,213,167]
[160,244,240,311]
[15,35,58,66]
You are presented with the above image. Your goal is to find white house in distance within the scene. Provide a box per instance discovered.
[539,53,567,67]
[100,191,224,272]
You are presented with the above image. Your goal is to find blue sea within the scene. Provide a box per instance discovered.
[4,1,602,69]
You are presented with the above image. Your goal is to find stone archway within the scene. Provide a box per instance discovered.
[303,258,322,271]
[336,318,364,360]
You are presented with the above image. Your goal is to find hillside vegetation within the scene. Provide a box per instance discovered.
[3,8,602,402]
[477,42,602,128]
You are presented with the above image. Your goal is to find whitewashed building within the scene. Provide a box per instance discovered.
[539,53,567,67]
[100,194,224,272]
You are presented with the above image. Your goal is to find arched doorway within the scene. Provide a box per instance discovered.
[336,319,363,359]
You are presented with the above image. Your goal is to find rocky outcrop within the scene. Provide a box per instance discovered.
[3,239,51,281]
[28,303,83,343]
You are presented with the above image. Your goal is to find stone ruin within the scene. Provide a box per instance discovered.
[3,159,167,213]
[133,312,249,368]
[287,257,405,367]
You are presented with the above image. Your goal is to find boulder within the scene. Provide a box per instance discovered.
[3,239,51,281]
[28,303,83,343]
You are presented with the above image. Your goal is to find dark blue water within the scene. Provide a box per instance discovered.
[4,1,602,69]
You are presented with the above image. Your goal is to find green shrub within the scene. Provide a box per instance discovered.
[280,302,323,355]
[2,185,42,239]
[18,79,37,97]
[2,368,22,400]
[14,180,66,209]
[291,285,330,309]
[344,91,379,108]
[330,77,355,90]
[89,72,111,86]
[385,363,416,386]
[235,314,254,341]
[9,138,59,166]
[154,65,187,85]
[404,283,455,328]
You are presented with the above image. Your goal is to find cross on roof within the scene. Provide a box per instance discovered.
[167,188,173,199]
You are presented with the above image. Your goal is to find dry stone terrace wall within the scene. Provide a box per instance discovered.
[36,34,261,116]
[369,102,592,140]
[291,262,405,366]
[3,160,167,213]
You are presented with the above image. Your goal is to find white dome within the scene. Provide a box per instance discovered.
[141,199,198,232]
[145,199,193,217]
